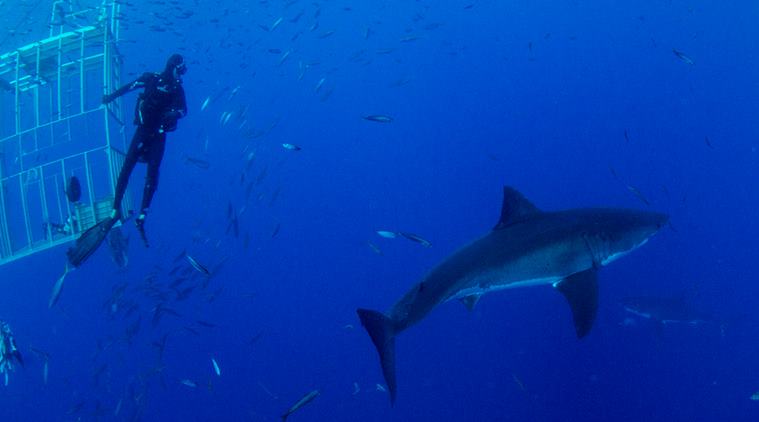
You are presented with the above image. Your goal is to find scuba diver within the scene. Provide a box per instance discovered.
[0,321,23,386]
[67,54,187,267]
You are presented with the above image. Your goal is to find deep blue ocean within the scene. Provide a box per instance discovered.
[1,0,758,420]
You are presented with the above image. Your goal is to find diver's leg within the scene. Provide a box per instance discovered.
[134,132,165,247]
[139,132,167,215]
[112,128,143,217]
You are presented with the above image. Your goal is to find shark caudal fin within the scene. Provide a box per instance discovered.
[357,308,397,404]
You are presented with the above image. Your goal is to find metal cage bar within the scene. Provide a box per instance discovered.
[0,1,129,267]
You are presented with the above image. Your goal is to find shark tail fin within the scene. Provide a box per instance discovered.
[357,308,397,405]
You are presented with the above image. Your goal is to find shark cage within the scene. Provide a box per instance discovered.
[0,1,133,267]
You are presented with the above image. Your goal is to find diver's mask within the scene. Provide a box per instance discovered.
[175,61,187,76]
[166,54,187,79]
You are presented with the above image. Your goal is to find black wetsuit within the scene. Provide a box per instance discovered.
[106,71,187,215]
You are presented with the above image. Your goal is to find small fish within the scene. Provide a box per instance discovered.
[180,379,197,388]
[201,96,211,111]
[30,347,50,384]
[400,35,420,43]
[259,381,278,400]
[352,382,360,395]
[314,77,325,92]
[184,155,210,170]
[222,111,233,126]
[282,143,301,151]
[186,255,211,276]
[114,397,122,416]
[173,249,187,263]
[623,130,630,143]
[281,389,320,421]
[375,383,387,392]
[704,136,714,149]
[608,165,620,181]
[289,11,304,23]
[512,374,526,391]
[211,358,221,376]
[271,17,283,32]
[626,185,650,206]
[363,115,393,123]
[672,48,694,65]
[399,232,432,247]
[49,265,71,309]
[375,230,397,239]
[67,401,86,415]
[228,85,241,100]
[367,241,383,255]
[249,331,265,346]
[183,326,200,336]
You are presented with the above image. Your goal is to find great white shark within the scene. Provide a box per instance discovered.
[621,296,712,325]
[357,186,668,404]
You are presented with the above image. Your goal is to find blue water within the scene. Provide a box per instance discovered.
[2,0,759,420]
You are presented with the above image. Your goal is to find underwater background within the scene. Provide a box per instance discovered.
[1,0,758,420]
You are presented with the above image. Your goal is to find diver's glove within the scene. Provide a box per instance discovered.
[159,110,181,133]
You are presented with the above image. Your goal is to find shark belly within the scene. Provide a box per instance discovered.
[451,275,561,301]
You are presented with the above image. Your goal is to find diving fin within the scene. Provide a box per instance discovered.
[136,216,149,248]
[66,218,117,267]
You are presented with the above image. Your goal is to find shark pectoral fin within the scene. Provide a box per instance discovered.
[357,309,397,405]
[493,186,542,230]
[554,269,599,338]
[459,294,482,311]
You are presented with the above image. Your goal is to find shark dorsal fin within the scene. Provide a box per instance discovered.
[494,186,541,230]
[458,294,482,311]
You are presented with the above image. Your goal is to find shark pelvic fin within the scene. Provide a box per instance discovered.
[494,186,541,230]
[357,308,397,404]
[554,269,599,338]
[458,294,482,311]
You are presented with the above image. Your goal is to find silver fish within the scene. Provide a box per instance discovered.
[211,358,221,377]
[186,255,211,276]
[282,143,302,151]
[180,379,197,388]
[399,232,432,247]
[672,48,694,65]
[49,266,71,309]
[281,389,320,421]
[363,115,393,123]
